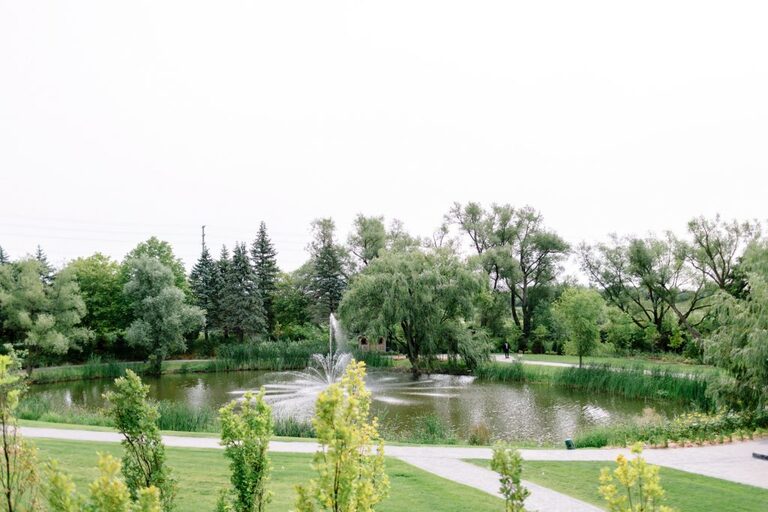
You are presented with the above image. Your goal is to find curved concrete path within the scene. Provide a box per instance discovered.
[20,426,768,511]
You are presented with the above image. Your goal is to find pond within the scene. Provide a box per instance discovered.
[28,369,683,443]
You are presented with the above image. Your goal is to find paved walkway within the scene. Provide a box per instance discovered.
[494,354,575,367]
[21,426,768,511]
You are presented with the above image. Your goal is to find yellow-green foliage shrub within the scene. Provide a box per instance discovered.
[295,361,389,512]
[598,443,676,512]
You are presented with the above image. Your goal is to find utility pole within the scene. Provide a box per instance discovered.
[201,225,206,251]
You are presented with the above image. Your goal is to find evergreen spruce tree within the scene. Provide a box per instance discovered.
[0,246,9,265]
[308,219,348,318]
[189,242,217,342]
[35,245,55,284]
[221,243,267,342]
[213,245,231,340]
[251,222,280,335]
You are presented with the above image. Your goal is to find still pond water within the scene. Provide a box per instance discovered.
[29,370,682,443]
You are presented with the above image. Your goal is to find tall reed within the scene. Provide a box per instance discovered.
[474,362,711,408]
[215,340,328,371]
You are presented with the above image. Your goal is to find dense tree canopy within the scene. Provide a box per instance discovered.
[448,203,569,345]
[339,249,485,375]
[705,241,768,410]
[122,237,189,298]
[66,253,126,346]
[1,208,763,382]
[0,260,90,369]
[123,257,203,373]
[347,214,387,268]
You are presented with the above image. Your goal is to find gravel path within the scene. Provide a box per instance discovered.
[21,426,768,511]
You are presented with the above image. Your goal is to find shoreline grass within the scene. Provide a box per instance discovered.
[475,361,711,408]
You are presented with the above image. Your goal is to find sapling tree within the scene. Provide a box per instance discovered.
[598,443,676,512]
[553,288,605,367]
[46,454,162,512]
[490,442,529,512]
[0,353,40,512]
[218,389,273,512]
[104,370,177,511]
[295,361,389,512]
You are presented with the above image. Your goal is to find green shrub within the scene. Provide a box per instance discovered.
[218,390,273,512]
[491,442,529,512]
[574,410,768,448]
[104,370,177,510]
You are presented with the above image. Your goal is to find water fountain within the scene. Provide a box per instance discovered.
[300,313,352,385]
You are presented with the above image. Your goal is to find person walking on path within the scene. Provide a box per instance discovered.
[502,340,511,359]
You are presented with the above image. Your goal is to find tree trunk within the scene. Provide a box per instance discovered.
[510,292,521,329]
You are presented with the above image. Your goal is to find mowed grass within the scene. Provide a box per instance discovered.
[33,438,503,511]
[469,459,768,512]
[512,353,719,376]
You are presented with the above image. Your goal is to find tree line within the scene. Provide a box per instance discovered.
[0,206,765,396]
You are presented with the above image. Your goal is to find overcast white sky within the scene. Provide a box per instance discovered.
[1,1,767,273]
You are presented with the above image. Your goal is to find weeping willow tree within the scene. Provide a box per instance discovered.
[705,241,768,411]
[339,248,488,376]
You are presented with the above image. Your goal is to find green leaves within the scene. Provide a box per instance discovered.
[339,249,485,375]
[491,442,529,512]
[46,454,162,512]
[104,370,177,511]
[218,389,273,512]
[706,241,768,410]
[0,259,90,369]
[553,288,605,367]
[123,257,203,373]
[295,362,389,512]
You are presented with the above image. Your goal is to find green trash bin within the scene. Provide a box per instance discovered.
[565,438,575,450]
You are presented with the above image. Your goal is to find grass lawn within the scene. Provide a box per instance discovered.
[511,353,719,376]
[33,438,503,511]
[470,459,768,512]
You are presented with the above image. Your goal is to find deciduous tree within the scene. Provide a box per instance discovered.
[0,353,41,512]
[218,390,272,512]
[686,215,761,294]
[553,288,605,367]
[104,370,176,510]
[295,362,388,512]
[123,257,203,373]
[339,249,483,376]
[122,238,189,298]
[0,260,90,371]
[66,253,126,346]
[347,215,387,267]
[705,241,768,410]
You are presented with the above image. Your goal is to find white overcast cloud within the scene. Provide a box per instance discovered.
[1,1,766,272]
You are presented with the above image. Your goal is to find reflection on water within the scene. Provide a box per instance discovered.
[28,370,683,443]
